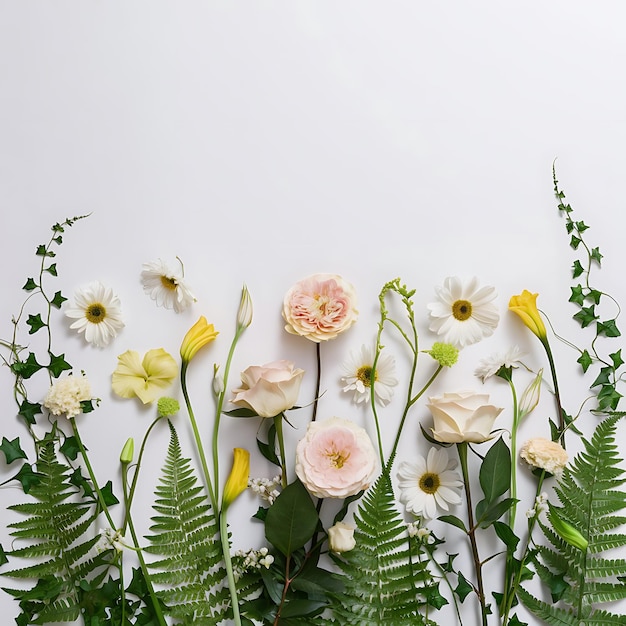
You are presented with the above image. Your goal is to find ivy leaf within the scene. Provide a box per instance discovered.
[424,583,448,610]
[610,349,624,369]
[50,290,67,308]
[18,400,42,425]
[568,285,585,306]
[59,436,81,461]
[48,352,72,377]
[577,350,592,373]
[591,366,612,388]
[44,263,58,276]
[101,480,119,506]
[36,245,56,258]
[265,479,318,557]
[586,288,602,304]
[454,571,473,602]
[13,463,42,493]
[80,399,96,414]
[597,319,621,338]
[591,246,603,265]
[508,614,528,626]
[571,260,584,278]
[10,352,42,379]
[575,220,589,233]
[572,305,597,328]
[26,313,46,334]
[0,437,28,464]
[69,467,94,497]
[569,235,581,250]
[23,277,38,291]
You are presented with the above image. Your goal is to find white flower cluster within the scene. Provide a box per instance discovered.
[234,547,275,573]
[43,374,92,418]
[525,492,549,519]
[95,527,126,553]
[407,523,431,541]
[248,476,281,505]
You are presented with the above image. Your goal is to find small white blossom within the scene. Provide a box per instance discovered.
[248,476,282,505]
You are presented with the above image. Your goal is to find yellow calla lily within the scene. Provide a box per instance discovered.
[222,448,250,509]
[508,290,547,340]
[180,316,219,363]
[112,348,178,404]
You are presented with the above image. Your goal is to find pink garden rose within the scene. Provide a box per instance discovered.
[295,417,377,498]
[427,390,503,443]
[231,360,304,418]
[282,273,358,342]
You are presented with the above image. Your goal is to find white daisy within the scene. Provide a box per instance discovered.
[474,345,526,382]
[397,447,463,519]
[64,281,124,348]
[340,344,398,406]
[140,258,196,313]
[427,276,499,349]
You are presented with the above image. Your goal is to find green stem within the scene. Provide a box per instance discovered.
[212,327,244,504]
[181,363,218,513]
[508,379,520,527]
[312,342,321,422]
[273,414,288,488]
[541,338,565,442]
[220,508,242,626]
[69,418,115,529]
[457,442,488,626]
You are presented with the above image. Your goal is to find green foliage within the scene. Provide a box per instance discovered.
[144,421,230,624]
[520,414,626,624]
[2,437,104,624]
[330,472,436,625]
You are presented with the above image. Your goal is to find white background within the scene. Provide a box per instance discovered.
[1,2,625,624]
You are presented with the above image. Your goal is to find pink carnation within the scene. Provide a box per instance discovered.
[282,274,358,342]
[295,417,377,498]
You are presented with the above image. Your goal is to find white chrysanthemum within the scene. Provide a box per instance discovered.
[340,344,398,406]
[427,276,499,349]
[140,258,196,313]
[397,447,463,519]
[64,281,124,348]
[43,374,92,419]
[474,345,526,382]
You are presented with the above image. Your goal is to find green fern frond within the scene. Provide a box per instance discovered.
[144,421,229,624]
[522,414,626,623]
[330,471,434,625]
[2,439,103,623]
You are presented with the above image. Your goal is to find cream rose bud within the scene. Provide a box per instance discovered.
[295,417,378,499]
[520,438,568,476]
[282,273,358,342]
[427,390,503,444]
[327,522,356,554]
[231,360,304,418]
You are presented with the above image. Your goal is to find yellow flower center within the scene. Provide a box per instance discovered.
[86,303,106,324]
[160,275,178,291]
[326,448,350,469]
[356,365,377,388]
[419,472,440,495]
[452,299,472,321]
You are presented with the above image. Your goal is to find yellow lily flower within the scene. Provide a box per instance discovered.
[508,290,547,340]
[112,348,178,404]
[222,448,250,509]
[180,316,219,363]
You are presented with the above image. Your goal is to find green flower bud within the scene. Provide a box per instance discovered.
[548,504,588,551]
[425,342,459,367]
[157,396,180,418]
[119,438,134,465]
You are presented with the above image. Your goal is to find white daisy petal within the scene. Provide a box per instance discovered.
[427,276,499,349]
[340,344,398,406]
[64,281,124,348]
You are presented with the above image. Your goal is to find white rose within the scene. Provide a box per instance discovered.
[427,390,503,443]
[520,438,568,476]
[327,522,356,553]
[231,360,304,418]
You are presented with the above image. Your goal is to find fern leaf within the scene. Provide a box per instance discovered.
[144,421,229,624]
[330,471,434,625]
[521,414,626,622]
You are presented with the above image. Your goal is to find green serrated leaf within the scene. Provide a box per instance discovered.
[0,544,8,566]
[0,437,28,464]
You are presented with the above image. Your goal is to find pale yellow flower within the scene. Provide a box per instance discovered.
[222,448,250,508]
[509,290,547,341]
[180,316,219,363]
[112,348,178,404]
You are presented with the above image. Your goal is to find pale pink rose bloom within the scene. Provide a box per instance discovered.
[282,274,358,342]
[427,390,503,443]
[231,360,304,418]
[295,417,377,498]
